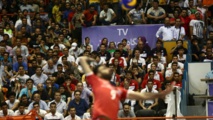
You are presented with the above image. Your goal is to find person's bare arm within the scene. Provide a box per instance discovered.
[127,86,172,100]
[79,56,94,74]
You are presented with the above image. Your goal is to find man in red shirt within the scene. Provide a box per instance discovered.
[79,56,173,120]
[120,71,139,91]
[172,72,182,87]
[81,5,97,27]
[141,70,162,91]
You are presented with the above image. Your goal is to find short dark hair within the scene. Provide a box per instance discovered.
[26,78,34,83]
[74,90,81,95]
[1,102,8,107]
[18,102,25,107]
[123,103,130,107]
[172,62,178,66]
[33,102,39,106]
[50,102,56,107]
[149,70,155,75]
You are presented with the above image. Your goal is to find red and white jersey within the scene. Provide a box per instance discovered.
[86,73,127,120]
[109,57,127,68]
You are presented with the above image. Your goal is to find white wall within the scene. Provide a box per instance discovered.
[188,63,211,94]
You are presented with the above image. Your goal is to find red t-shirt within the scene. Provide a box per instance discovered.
[141,79,161,90]
[83,10,98,22]
[180,16,191,36]
[86,73,127,120]
[143,72,164,83]
[111,57,126,68]
[63,83,76,91]
[171,81,182,87]
[120,79,139,91]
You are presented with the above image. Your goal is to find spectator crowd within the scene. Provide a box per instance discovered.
[0,0,212,119]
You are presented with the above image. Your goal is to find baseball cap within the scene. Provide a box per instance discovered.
[71,42,77,50]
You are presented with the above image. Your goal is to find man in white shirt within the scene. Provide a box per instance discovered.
[44,102,64,120]
[14,103,29,116]
[5,92,20,111]
[13,38,29,57]
[99,3,116,25]
[31,66,48,86]
[166,62,183,81]
[51,38,66,51]
[65,107,81,120]
[58,47,75,64]
[0,102,14,117]
[48,92,67,116]
[172,18,186,40]
[156,17,174,41]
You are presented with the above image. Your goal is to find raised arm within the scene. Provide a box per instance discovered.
[127,85,173,100]
[79,56,94,74]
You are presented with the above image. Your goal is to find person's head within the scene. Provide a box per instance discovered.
[117,43,124,51]
[57,64,63,72]
[109,42,116,49]
[189,0,194,7]
[76,82,83,91]
[37,83,43,92]
[103,3,109,11]
[63,47,69,56]
[77,4,82,11]
[114,50,121,58]
[125,71,132,80]
[35,66,42,76]
[137,41,144,49]
[83,50,90,56]
[47,49,53,57]
[54,91,61,101]
[151,63,157,71]
[123,103,130,114]
[113,58,119,66]
[148,70,155,79]
[206,39,213,48]
[46,79,52,88]
[33,92,41,102]
[156,40,163,48]
[178,47,184,55]
[172,55,178,62]
[134,49,140,57]
[197,0,203,6]
[176,40,183,47]
[21,17,27,25]
[1,102,8,112]
[36,54,43,62]
[173,72,180,81]
[152,0,159,9]
[18,103,25,113]
[89,5,95,13]
[172,62,178,70]
[85,37,90,45]
[17,55,23,63]
[147,80,154,90]
[195,11,201,20]
[7,92,16,103]
[181,9,188,17]
[69,107,77,116]
[59,85,65,93]
[33,102,40,110]
[100,44,106,51]
[85,45,92,52]
[26,79,34,89]
[101,38,108,45]
[21,94,28,103]
[164,17,170,26]
[175,18,181,27]
[93,65,113,80]
[74,90,81,100]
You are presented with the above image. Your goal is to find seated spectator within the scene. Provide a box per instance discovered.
[12,48,27,64]
[19,94,30,109]
[129,49,146,70]
[19,79,37,100]
[59,85,71,106]
[117,43,129,61]
[202,48,213,62]
[44,79,58,101]
[132,41,150,62]
[28,92,49,111]
[150,40,167,58]
[127,2,146,24]
[107,42,117,57]
[33,102,47,118]
[52,64,65,85]
[82,103,93,120]
[31,66,48,86]
[81,5,98,27]
[120,71,139,91]
[121,39,131,55]
[109,50,127,70]
[68,90,89,118]
[69,42,83,59]
[147,0,166,24]
[167,56,184,71]
[98,44,111,62]
[48,92,67,116]
[171,72,182,87]
[35,83,50,103]
[12,55,28,74]
[139,80,158,111]
[42,59,56,76]
[99,3,116,25]
[58,48,75,64]
[36,54,47,68]
[191,39,200,62]
[166,62,183,81]
[177,47,186,63]
[0,102,14,116]
[65,107,81,120]
[108,64,121,86]
[141,70,161,91]
[14,103,29,116]
[5,92,20,111]
[63,77,76,94]
[118,103,136,118]
[145,63,164,84]
[170,40,188,56]
[148,56,165,75]
[72,82,93,105]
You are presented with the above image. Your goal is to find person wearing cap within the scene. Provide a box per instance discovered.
[69,42,83,58]
[189,11,206,45]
